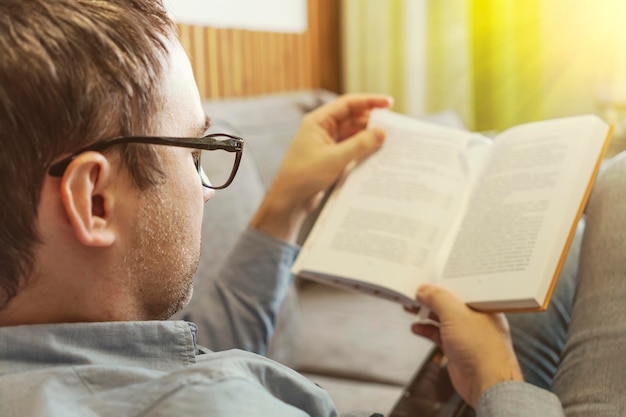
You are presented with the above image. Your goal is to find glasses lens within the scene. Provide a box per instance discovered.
[199,147,237,189]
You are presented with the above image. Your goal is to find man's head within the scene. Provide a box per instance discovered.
[0,0,211,322]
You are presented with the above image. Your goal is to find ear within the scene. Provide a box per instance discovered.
[59,152,117,247]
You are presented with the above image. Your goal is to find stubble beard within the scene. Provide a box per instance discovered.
[125,190,200,320]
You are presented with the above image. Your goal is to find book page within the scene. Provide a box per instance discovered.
[439,115,609,310]
[293,110,486,299]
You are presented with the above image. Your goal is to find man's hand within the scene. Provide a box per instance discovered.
[250,94,392,242]
[412,285,524,408]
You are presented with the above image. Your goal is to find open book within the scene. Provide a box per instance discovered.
[292,109,612,312]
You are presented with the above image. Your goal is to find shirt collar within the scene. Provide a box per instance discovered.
[0,321,201,375]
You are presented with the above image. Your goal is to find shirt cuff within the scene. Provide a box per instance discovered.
[244,227,301,256]
[477,381,564,417]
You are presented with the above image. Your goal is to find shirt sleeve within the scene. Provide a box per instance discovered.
[477,381,565,417]
[181,228,300,354]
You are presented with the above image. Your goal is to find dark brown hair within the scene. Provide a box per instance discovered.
[0,0,176,308]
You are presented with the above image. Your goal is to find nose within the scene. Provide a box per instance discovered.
[203,186,215,203]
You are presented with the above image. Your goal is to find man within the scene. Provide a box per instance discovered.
[0,1,624,416]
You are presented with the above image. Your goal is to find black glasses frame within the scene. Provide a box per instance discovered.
[48,133,244,190]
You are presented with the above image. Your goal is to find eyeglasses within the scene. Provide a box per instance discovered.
[48,133,244,190]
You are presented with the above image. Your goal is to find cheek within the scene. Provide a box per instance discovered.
[164,150,205,224]
[177,152,203,192]
[168,169,204,248]
[181,157,205,217]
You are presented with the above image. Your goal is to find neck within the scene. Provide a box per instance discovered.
[0,267,142,327]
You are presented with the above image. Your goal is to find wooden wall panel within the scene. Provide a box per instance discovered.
[177,0,341,100]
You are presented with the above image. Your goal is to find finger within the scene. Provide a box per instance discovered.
[335,114,371,141]
[417,284,466,322]
[411,323,442,346]
[333,128,385,166]
[311,94,393,125]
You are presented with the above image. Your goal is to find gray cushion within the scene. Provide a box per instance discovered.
[295,283,434,386]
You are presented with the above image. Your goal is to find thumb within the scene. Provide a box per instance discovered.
[417,285,466,322]
[333,128,385,166]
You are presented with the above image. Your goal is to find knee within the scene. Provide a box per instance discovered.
[587,152,626,213]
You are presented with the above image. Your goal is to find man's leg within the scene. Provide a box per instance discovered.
[506,219,583,390]
[551,155,626,416]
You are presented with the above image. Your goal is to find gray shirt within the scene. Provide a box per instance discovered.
[0,229,563,416]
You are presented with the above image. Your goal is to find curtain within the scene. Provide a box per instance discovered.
[468,0,542,131]
[342,0,626,136]
[341,0,427,116]
[424,0,473,126]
